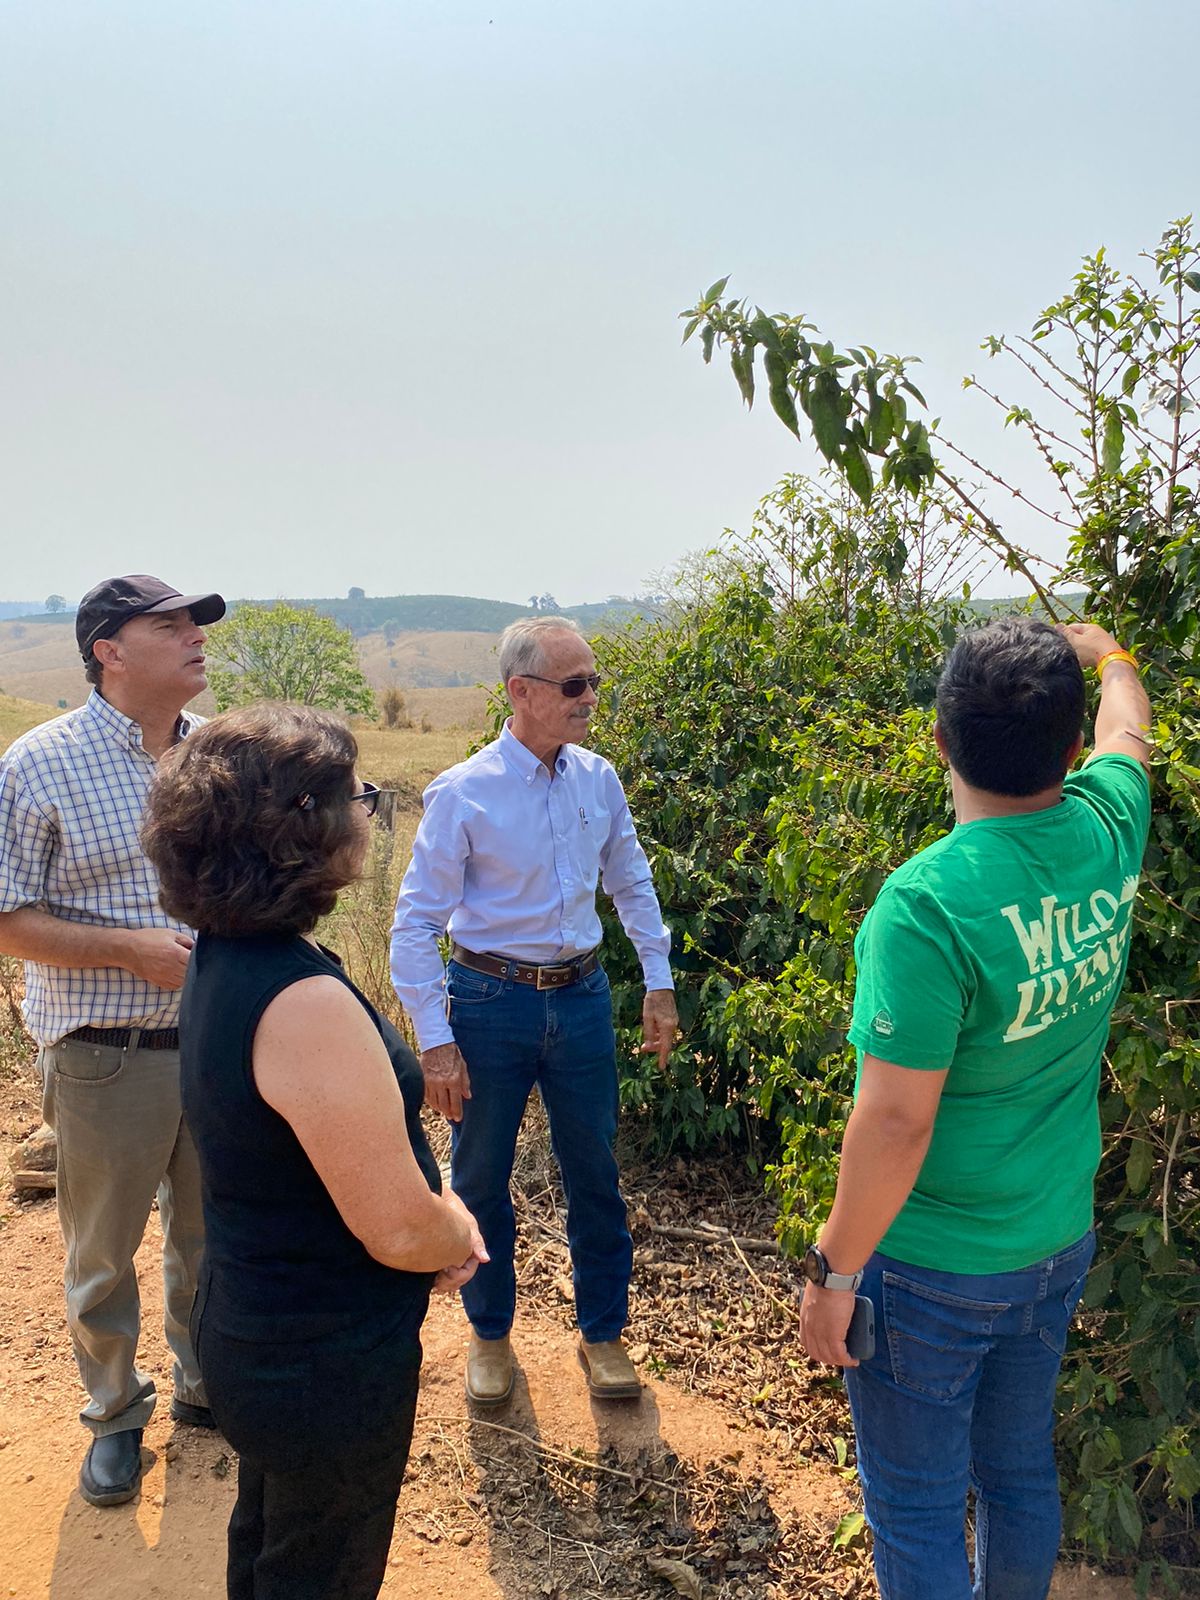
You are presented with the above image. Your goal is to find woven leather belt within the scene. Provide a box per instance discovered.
[451,944,600,991]
[67,1025,180,1051]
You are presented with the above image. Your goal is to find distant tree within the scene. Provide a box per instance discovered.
[45,594,66,613]
[527,595,540,611]
[348,586,365,602]
[207,602,376,716]
[379,685,411,729]
[538,592,560,613]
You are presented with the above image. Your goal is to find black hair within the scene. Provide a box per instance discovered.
[935,617,1085,796]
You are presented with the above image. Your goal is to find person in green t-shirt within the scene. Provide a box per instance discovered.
[798,617,1151,1600]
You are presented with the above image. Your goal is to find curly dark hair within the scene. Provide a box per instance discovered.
[142,702,362,936]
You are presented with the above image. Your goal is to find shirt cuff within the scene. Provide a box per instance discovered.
[407,996,455,1054]
[641,958,674,991]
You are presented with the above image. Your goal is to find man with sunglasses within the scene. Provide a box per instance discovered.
[391,615,677,1405]
[0,575,225,1508]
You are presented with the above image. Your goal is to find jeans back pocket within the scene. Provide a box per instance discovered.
[883,1270,1010,1401]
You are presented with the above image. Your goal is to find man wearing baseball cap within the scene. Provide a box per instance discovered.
[0,575,225,1507]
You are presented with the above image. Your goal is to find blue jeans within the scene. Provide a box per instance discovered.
[845,1231,1096,1600]
[446,959,631,1343]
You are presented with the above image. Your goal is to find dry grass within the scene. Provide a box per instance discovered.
[355,630,499,692]
[0,692,63,752]
[0,619,500,714]
[0,620,82,709]
[352,723,478,806]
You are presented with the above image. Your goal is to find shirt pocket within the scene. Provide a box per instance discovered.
[573,804,609,887]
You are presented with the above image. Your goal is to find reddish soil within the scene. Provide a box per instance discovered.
[0,1062,1142,1600]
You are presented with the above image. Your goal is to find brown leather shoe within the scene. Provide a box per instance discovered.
[466,1333,514,1406]
[578,1337,642,1400]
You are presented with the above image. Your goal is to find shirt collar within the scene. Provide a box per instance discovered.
[83,688,199,756]
[498,720,570,785]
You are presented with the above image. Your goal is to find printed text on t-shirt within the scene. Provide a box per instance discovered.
[1001,877,1139,1042]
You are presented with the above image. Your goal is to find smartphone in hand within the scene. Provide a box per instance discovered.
[846,1294,876,1362]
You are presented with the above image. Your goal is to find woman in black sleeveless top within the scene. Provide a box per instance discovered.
[143,703,485,1600]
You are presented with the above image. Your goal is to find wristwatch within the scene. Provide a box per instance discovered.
[803,1244,863,1294]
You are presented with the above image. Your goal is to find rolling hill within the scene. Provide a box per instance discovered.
[0,592,654,710]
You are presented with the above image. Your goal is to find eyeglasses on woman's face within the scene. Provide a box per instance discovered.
[295,780,382,817]
[350,781,381,817]
[519,673,602,698]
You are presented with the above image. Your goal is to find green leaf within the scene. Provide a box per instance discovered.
[1121,362,1141,397]
[832,1511,866,1550]
[1126,1138,1153,1194]
[1082,1260,1114,1308]
[868,393,894,453]
[731,341,755,408]
[1183,270,1200,293]
[704,275,730,304]
[750,312,782,354]
[808,369,846,461]
[701,325,716,365]
[842,438,874,505]
[764,349,800,437]
[1102,406,1125,474]
[681,315,701,344]
[1114,1481,1142,1545]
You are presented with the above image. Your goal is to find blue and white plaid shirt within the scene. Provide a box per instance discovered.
[0,690,201,1045]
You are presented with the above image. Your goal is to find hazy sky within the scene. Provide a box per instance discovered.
[2,1,1196,607]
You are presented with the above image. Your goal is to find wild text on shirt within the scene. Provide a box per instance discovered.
[1001,875,1140,1043]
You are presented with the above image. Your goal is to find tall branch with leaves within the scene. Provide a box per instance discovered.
[667,220,1200,1576]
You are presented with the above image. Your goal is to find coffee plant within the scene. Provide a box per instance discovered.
[591,220,1199,1579]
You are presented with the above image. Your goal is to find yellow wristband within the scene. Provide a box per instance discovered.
[1095,648,1138,677]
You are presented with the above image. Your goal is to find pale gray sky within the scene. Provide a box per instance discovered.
[2,0,1195,606]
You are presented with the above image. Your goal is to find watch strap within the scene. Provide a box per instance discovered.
[824,1266,864,1293]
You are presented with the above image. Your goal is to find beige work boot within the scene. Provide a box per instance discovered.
[466,1333,514,1406]
[578,1336,642,1400]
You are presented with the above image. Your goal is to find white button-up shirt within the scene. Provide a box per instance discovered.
[390,722,672,1051]
[0,690,200,1045]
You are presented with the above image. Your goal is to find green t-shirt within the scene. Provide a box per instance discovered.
[848,753,1151,1274]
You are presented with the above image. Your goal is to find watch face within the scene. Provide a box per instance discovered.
[802,1246,824,1285]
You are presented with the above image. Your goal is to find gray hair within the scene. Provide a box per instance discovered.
[498,615,583,684]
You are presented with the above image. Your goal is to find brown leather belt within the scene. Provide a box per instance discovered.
[67,1025,180,1051]
[451,944,600,991]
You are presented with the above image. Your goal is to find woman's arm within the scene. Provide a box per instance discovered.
[252,975,480,1273]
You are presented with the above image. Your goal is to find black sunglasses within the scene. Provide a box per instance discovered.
[295,780,382,817]
[351,781,381,817]
[520,673,602,698]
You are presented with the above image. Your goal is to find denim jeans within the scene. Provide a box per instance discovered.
[844,1231,1096,1600]
[446,959,631,1342]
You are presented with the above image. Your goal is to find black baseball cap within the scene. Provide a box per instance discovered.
[76,575,227,660]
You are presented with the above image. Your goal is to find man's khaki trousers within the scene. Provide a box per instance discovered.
[39,1035,207,1437]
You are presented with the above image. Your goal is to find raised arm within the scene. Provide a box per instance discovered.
[1059,623,1152,769]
